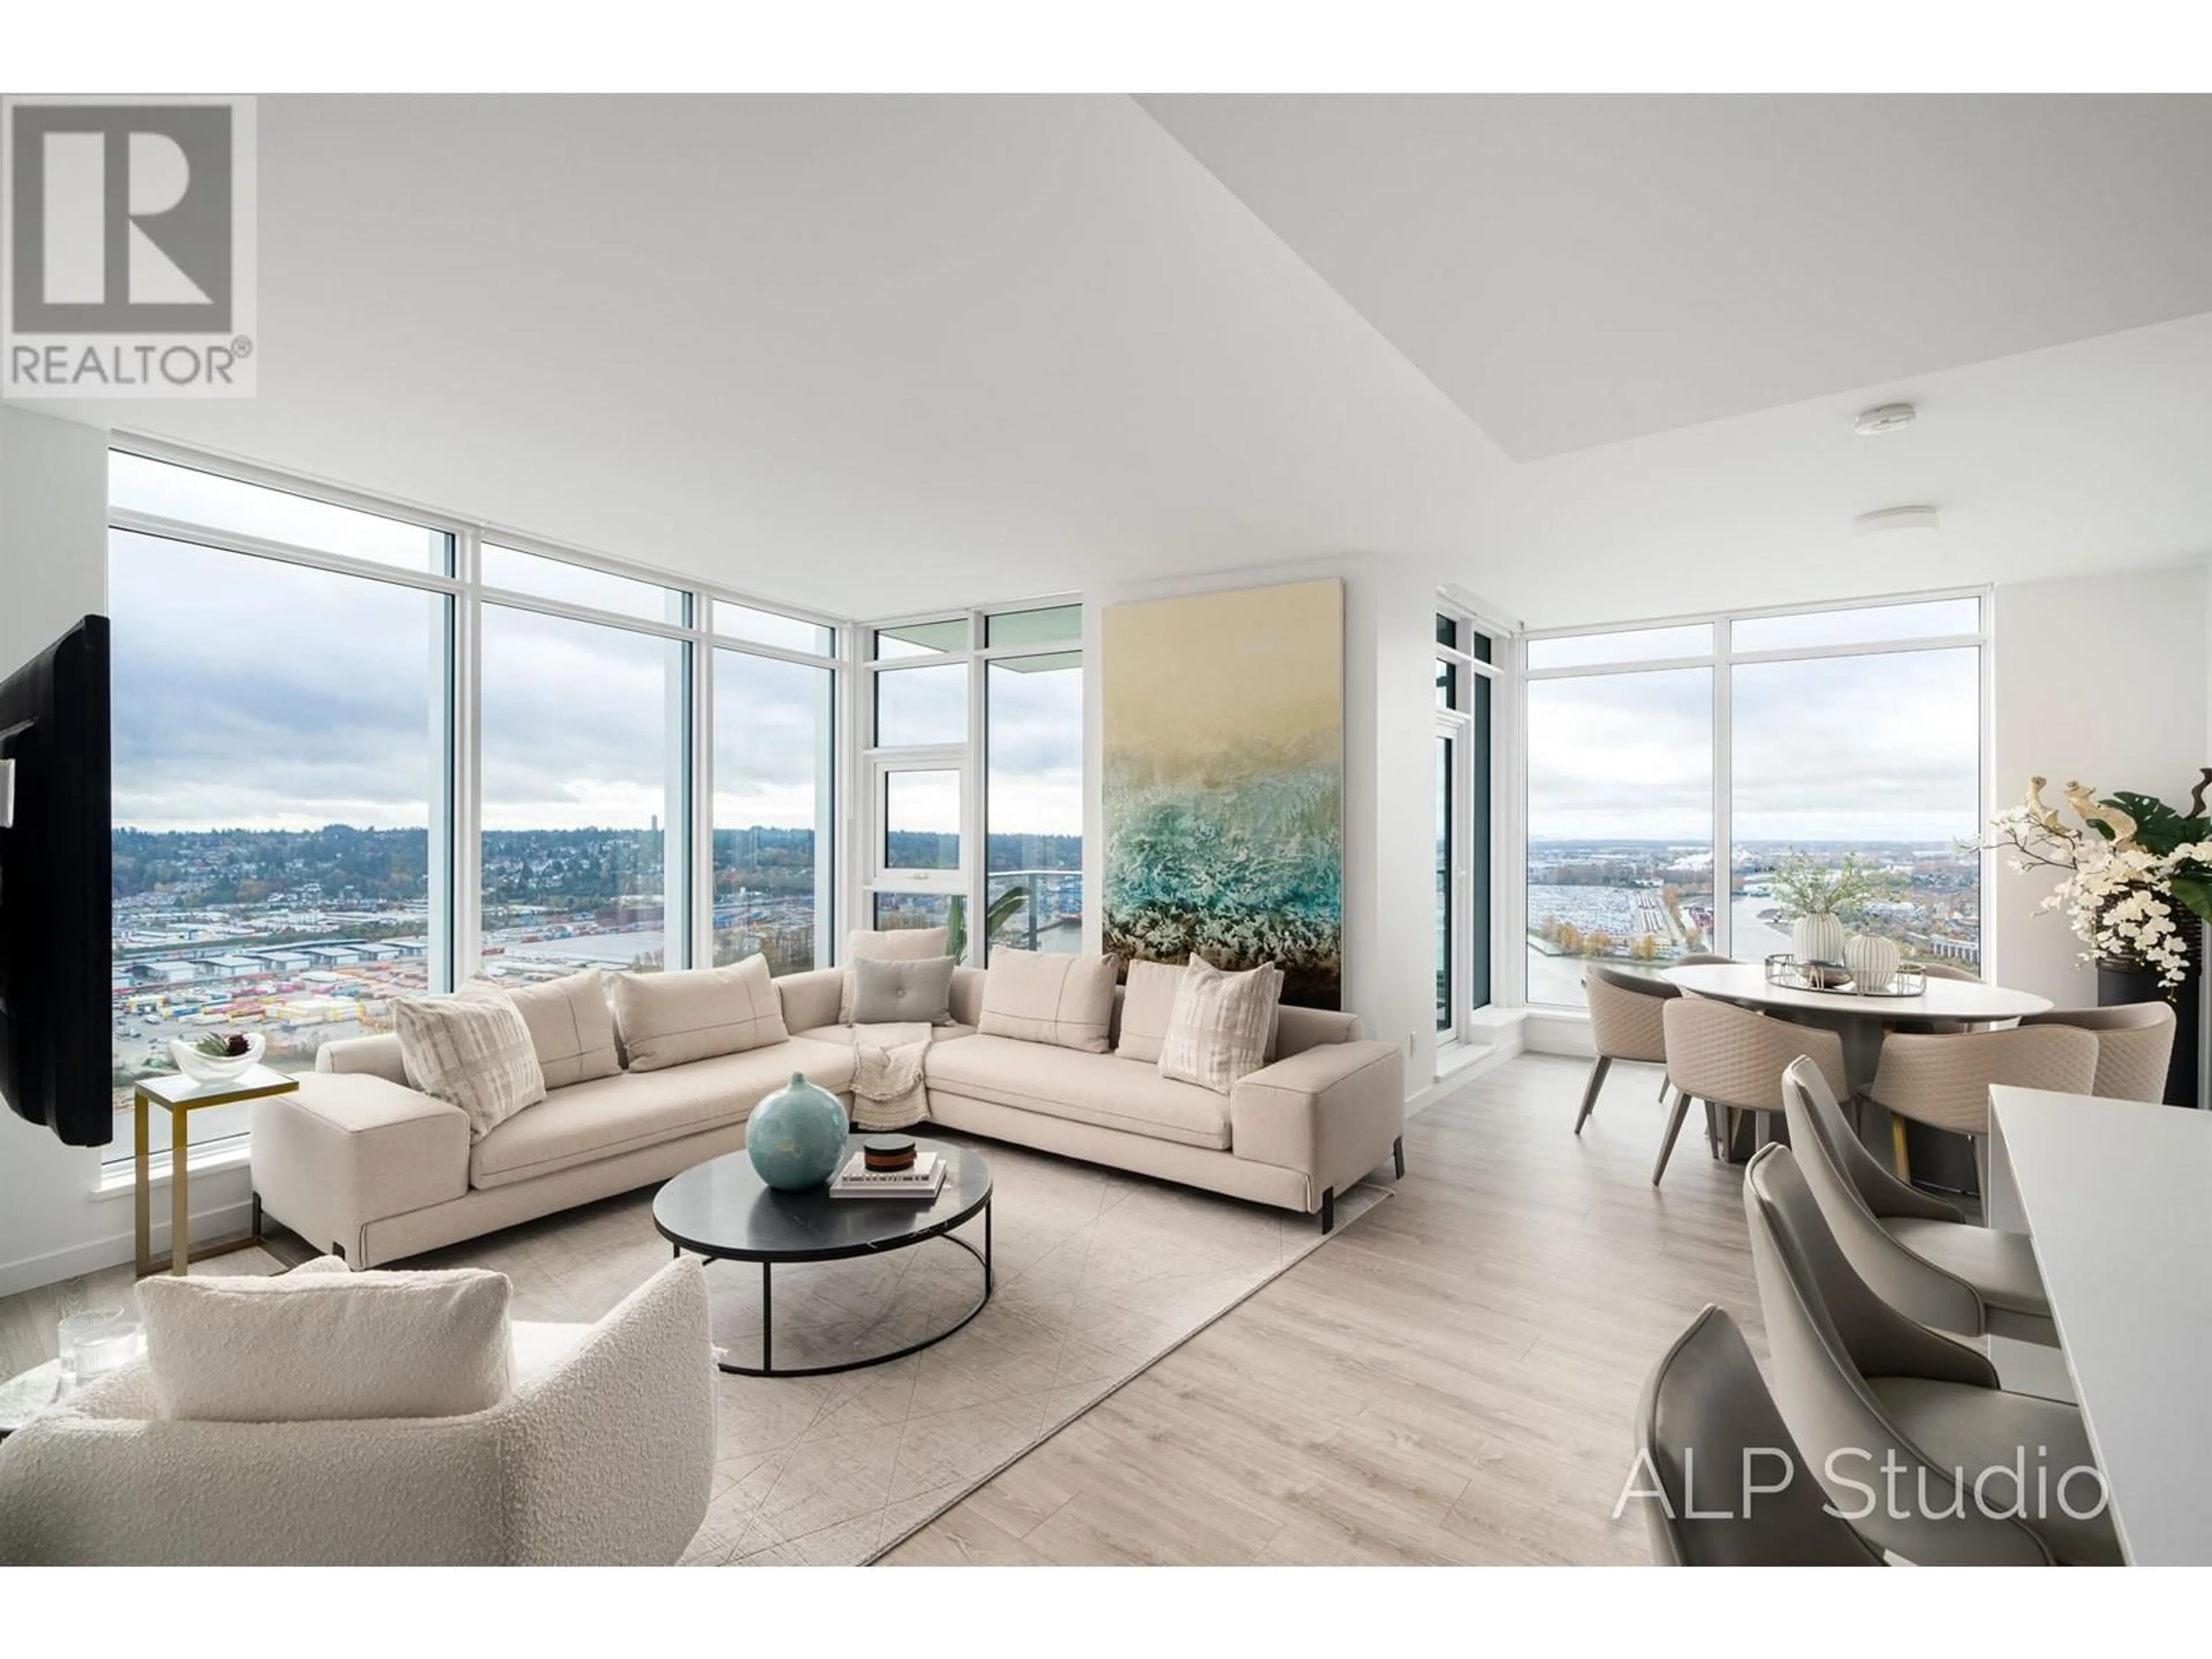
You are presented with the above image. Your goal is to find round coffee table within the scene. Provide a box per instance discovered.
[652,1136,993,1378]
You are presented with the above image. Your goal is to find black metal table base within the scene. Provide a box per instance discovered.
[679,1196,993,1378]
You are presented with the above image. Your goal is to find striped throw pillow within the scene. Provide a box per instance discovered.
[1157,957,1283,1094]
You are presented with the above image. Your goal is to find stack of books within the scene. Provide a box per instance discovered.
[827,1149,945,1200]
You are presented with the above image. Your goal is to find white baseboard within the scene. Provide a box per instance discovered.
[0,1198,255,1300]
[1522,1008,1597,1059]
[1408,1034,1525,1117]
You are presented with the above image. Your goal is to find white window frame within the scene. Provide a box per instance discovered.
[857,597,1084,963]
[1513,586,1992,1011]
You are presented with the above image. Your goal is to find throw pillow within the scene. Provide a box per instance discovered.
[851,954,957,1025]
[392,994,546,1141]
[1114,958,1184,1063]
[837,926,952,1024]
[1158,956,1283,1094]
[138,1266,512,1423]
[608,953,789,1072]
[464,967,620,1089]
[977,949,1116,1054]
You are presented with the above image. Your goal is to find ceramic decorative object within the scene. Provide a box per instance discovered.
[1789,912,1848,968]
[169,1031,265,1084]
[747,1071,849,1191]
[1844,934,1900,991]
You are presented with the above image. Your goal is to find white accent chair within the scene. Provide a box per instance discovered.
[0,1259,716,1566]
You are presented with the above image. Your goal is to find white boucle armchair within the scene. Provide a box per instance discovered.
[0,1259,716,1566]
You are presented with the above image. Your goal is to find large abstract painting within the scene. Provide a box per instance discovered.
[1102,578,1343,1009]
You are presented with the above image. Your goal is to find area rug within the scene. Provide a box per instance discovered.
[414,1133,1387,1566]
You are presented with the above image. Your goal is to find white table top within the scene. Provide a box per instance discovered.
[134,1063,298,1110]
[1990,1086,2212,1566]
[1661,961,2052,1022]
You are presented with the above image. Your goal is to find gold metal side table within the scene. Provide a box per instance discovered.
[133,1066,297,1277]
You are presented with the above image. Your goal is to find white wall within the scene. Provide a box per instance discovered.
[1082,554,1441,1099]
[0,408,255,1296]
[1987,563,2209,1009]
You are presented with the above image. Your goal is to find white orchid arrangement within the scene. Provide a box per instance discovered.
[1982,774,2212,989]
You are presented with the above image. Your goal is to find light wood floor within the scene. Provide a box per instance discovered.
[0,1053,1765,1565]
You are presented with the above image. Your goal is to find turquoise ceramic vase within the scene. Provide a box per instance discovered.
[747,1071,848,1190]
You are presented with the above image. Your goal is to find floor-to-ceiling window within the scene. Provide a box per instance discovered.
[863,602,1084,962]
[107,455,456,1160]
[1435,607,1498,1043]
[105,445,842,1162]
[1521,597,1985,1007]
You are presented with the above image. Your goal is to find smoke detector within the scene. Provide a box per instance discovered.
[1853,402,1918,436]
[1853,505,1941,537]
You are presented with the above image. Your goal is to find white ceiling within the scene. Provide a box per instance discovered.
[47,94,2212,628]
[1141,94,2212,461]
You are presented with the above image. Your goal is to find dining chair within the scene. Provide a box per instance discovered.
[1744,1145,2114,1566]
[1654,998,1847,1187]
[1914,963,1980,981]
[2018,1003,2177,1103]
[1780,1057,2056,1347]
[1576,965,1676,1135]
[1634,1304,1883,1566]
[1866,1024,2099,1190]
[1673,953,1737,967]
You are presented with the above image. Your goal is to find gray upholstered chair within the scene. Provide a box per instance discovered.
[1781,1058,2056,1348]
[1654,998,1847,1187]
[1914,963,1980,981]
[1744,1145,2115,1566]
[1673,953,1737,967]
[2020,1002,2178,1102]
[1635,1304,1883,1566]
[1867,1024,2099,1190]
[1576,965,1675,1135]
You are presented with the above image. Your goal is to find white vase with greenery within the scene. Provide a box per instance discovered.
[1771,853,1888,968]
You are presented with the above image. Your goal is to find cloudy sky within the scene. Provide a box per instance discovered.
[1526,646,1980,844]
[108,530,1082,841]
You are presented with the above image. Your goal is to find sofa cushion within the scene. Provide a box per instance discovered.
[977,949,1116,1054]
[1114,960,1183,1063]
[1160,957,1282,1094]
[851,954,958,1025]
[923,1035,1230,1150]
[138,1266,512,1423]
[392,994,547,1141]
[794,1022,980,1046]
[467,968,620,1088]
[838,927,951,1024]
[469,1036,856,1190]
[609,955,789,1072]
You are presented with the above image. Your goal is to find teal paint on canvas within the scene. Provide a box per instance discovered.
[1101,579,1343,1009]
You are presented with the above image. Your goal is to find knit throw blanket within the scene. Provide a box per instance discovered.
[850,1022,932,1131]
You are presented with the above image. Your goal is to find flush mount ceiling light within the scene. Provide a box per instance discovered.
[1853,505,1941,537]
[1853,402,1918,436]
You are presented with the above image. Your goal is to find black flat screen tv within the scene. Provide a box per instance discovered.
[0,615,112,1146]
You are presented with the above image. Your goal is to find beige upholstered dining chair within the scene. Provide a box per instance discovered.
[1654,998,1847,1187]
[1866,1024,2099,1188]
[1635,1304,1883,1567]
[1744,1145,2115,1566]
[2019,1002,2177,1101]
[1913,963,1980,981]
[1576,965,1672,1135]
[1781,1057,2055,1347]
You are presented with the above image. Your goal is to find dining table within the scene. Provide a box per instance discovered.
[1659,961,2054,1092]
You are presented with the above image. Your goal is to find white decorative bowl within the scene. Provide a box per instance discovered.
[170,1032,265,1084]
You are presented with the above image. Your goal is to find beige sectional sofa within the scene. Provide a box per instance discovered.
[252,965,1404,1268]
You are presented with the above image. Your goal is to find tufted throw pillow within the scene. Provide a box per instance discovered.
[1157,956,1283,1094]
[978,949,1116,1054]
[851,955,957,1025]
[838,927,952,1024]
[464,967,620,1089]
[608,953,789,1071]
[393,993,546,1141]
[138,1264,513,1423]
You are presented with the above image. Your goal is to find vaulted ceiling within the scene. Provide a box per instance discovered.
[52,94,2212,626]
